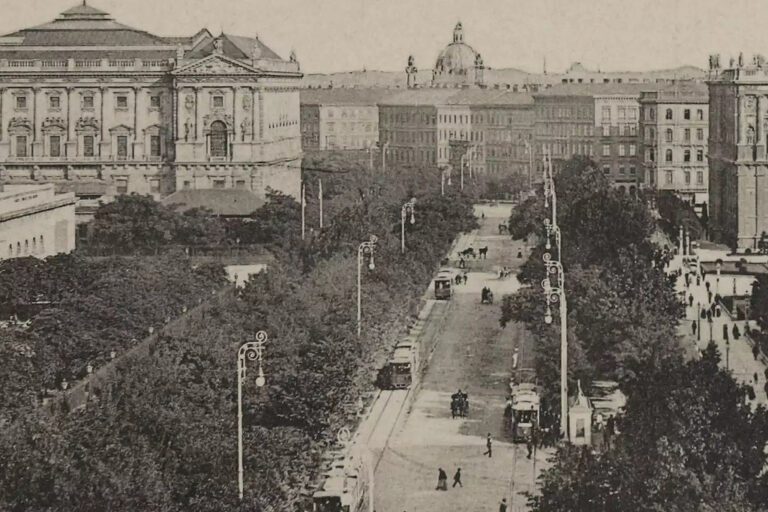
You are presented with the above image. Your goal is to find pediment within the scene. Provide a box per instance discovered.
[172,55,260,76]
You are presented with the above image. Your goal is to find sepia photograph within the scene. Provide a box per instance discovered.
[1,0,768,510]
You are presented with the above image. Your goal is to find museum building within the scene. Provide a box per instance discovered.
[0,2,303,213]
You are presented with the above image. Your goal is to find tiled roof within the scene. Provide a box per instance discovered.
[162,189,265,217]
[184,33,281,61]
[446,89,533,106]
[0,50,174,60]
[377,88,460,107]
[641,81,708,102]
[533,82,676,98]
[300,88,393,106]
[3,28,170,47]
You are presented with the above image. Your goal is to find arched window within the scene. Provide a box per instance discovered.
[665,108,673,120]
[209,121,228,158]
[666,149,673,162]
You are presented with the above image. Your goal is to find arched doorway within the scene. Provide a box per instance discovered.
[629,185,636,197]
[209,121,228,158]
[618,185,626,195]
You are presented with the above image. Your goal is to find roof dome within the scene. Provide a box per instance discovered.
[434,22,482,74]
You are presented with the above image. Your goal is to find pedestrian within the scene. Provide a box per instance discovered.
[517,249,523,259]
[733,324,741,340]
[452,468,462,488]
[526,438,533,459]
[753,344,760,361]
[764,367,768,381]
[436,467,448,491]
[688,294,694,307]
[483,433,492,458]
[499,498,507,512]
[708,291,713,303]
[706,281,711,292]
[463,273,468,285]
[459,257,465,269]
[754,372,759,385]
[691,320,697,336]
[696,275,701,286]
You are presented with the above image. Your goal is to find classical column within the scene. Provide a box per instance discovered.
[738,95,745,145]
[31,87,41,157]
[133,86,141,159]
[258,88,264,140]
[99,86,108,140]
[759,95,767,153]
[232,86,238,142]
[65,86,76,157]
[171,87,178,142]
[250,86,256,142]
[0,88,4,143]
[194,87,201,141]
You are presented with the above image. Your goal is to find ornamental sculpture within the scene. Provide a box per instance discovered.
[185,94,195,112]
[76,117,100,132]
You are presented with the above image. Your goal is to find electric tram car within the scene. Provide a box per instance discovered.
[379,340,418,390]
[433,269,458,300]
[312,447,373,512]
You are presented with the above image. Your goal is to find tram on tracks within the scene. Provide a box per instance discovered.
[434,268,458,300]
[312,431,374,512]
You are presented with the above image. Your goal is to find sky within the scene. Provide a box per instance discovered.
[2,0,767,75]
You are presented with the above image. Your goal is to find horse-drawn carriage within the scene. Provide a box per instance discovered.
[450,390,469,418]
[481,287,494,304]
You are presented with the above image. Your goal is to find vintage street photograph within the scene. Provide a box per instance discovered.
[1,0,767,510]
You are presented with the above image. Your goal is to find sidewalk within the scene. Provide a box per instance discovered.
[669,255,767,405]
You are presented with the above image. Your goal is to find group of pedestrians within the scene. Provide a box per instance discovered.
[454,272,469,286]
[435,467,462,490]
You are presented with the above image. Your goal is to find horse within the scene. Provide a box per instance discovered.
[478,246,488,259]
[459,247,476,259]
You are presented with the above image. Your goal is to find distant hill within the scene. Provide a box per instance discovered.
[301,65,706,89]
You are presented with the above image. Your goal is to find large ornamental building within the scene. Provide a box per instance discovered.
[430,22,485,88]
[0,2,302,216]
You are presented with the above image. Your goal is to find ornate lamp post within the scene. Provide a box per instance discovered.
[542,253,568,441]
[237,331,267,500]
[401,198,416,254]
[357,235,378,337]
[381,142,390,173]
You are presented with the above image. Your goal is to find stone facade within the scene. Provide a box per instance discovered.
[0,3,302,214]
[708,54,768,251]
[640,83,708,203]
[0,183,76,259]
[594,93,642,194]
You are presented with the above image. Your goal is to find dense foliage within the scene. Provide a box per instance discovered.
[0,254,227,421]
[0,162,478,510]
[656,190,704,242]
[530,345,768,511]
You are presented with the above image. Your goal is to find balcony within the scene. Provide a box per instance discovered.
[0,58,171,72]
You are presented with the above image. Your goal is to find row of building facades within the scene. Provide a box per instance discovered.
[0,6,764,257]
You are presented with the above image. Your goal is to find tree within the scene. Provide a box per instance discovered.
[530,345,768,512]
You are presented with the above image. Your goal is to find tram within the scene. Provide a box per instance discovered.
[312,446,373,512]
[434,268,458,300]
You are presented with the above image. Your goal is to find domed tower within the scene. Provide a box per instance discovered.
[432,22,485,87]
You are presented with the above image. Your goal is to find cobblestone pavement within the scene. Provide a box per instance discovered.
[373,206,554,512]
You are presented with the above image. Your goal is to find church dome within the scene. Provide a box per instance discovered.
[434,22,482,75]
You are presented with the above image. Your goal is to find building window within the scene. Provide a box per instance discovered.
[697,149,704,162]
[649,107,655,120]
[619,166,626,174]
[83,95,94,109]
[602,144,610,156]
[665,129,673,142]
[117,135,128,158]
[630,166,636,175]
[684,109,691,120]
[183,180,191,189]
[235,179,247,189]
[684,149,691,162]
[666,170,673,184]
[116,95,128,109]
[601,106,611,121]
[648,149,655,162]
[697,128,704,141]
[697,109,704,121]
[619,144,626,156]
[665,108,673,120]
[15,96,27,109]
[213,95,224,108]
[150,135,161,157]
[150,95,161,109]
[83,135,94,157]
[684,171,691,184]
[50,135,61,157]
[666,149,673,162]
[149,179,160,194]
[16,135,27,157]
[49,96,60,109]
[212,179,226,189]
[602,125,610,136]
[115,178,128,194]
[629,144,636,156]
[602,165,610,175]
[650,128,655,139]
[684,128,691,141]
[697,171,704,184]
[618,107,626,120]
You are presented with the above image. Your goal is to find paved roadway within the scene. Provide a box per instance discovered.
[373,205,553,512]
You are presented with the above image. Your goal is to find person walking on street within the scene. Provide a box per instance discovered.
[688,294,694,307]
[499,498,507,512]
[483,433,492,458]
[452,468,462,488]
[526,438,533,459]
[754,372,759,385]
[691,320,697,336]
[754,344,760,361]
[436,468,448,491]
[463,273,468,285]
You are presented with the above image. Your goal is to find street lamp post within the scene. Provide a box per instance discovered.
[542,253,568,441]
[381,142,390,173]
[237,331,267,500]
[697,301,701,341]
[301,182,306,240]
[319,179,324,229]
[460,144,480,191]
[401,198,416,254]
[357,235,378,337]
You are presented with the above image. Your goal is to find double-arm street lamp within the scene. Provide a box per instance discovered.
[401,198,416,254]
[358,235,378,337]
[460,143,481,191]
[237,331,267,500]
[541,149,568,441]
